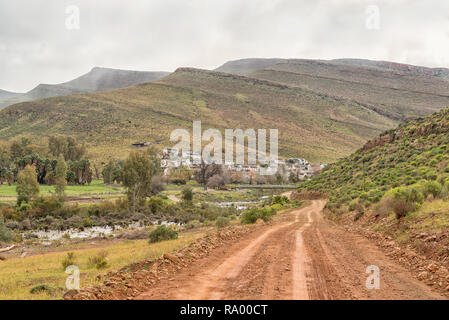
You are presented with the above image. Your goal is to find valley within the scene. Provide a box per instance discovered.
[2,57,449,301]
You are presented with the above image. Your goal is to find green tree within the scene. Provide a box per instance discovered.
[55,155,67,201]
[121,151,155,213]
[48,136,86,161]
[181,186,193,201]
[16,165,40,206]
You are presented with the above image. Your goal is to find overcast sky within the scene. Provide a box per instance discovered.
[1,0,449,92]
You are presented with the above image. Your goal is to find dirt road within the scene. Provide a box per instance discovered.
[136,201,444,300]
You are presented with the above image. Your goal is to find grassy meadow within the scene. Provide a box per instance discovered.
[0,179,124,199]
[0,231,204,300]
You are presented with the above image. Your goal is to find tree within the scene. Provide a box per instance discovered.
[102,160,123,184]
[181,186,193,201]
[16,165,40,206]
[207,174,225,189]
[149,175,166,195]
[55,155,67,201]
[48,136,86,161]
[194,161,223,190]
[121,151,155,213]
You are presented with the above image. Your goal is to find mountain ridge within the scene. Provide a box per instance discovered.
[0,67,171,110]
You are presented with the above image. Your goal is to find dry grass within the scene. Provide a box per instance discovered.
[0,231,204,300]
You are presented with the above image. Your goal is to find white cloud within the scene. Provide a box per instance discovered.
[0,0,448,92]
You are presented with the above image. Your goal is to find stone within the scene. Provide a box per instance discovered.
[163,253,179,264]
[417,271,428,280]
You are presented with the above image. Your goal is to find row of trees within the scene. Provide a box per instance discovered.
[16,154,67,206]
[0,136,92,186]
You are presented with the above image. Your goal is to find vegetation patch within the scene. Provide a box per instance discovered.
[149,225,178,243]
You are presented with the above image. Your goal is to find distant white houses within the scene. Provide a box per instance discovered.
[159,148,322,180]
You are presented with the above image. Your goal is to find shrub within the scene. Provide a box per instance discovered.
[149,225,178,243]
[385,186,424,219]
[16,202,32,212]
[61,252,76,270]
[348,200,358,211]
[181,186,193,202]
[259,207,276,222]
[32,196,63,216]
[240,208,260,224]
[216,216,230,228]
[184,220,200,229]
[240,207,276,224]
[87,251,109,269]
[292,201,303,208]
[0,220,14,242]
[29,284,53,294]
[272,195,290,205]
[423,181,442,198]
[354,211,364,221]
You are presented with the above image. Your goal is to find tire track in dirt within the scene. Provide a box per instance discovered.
[303,207,445,300]
[136,200,446,300]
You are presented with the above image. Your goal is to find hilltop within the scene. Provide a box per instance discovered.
[250,59,449,121]
[0,67,170,110]
[0,89,21,100]
[214,58,285,75]
[333,58,449,79]
[0,67,396,163]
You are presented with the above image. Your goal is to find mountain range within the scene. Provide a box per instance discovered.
[0,67,170,110]
[1,58,449,163]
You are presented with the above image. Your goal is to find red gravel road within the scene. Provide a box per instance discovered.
[136,201,444,300]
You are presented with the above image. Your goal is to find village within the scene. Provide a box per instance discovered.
[157,147,325,183]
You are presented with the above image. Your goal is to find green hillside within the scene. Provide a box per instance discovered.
[0,68,396,163]
[301,107,449,219]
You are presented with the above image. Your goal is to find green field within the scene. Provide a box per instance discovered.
[0,180,124,198]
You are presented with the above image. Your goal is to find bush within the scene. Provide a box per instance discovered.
[270,203,282,211]
[184,220,200,230]
[181,186,193,202]
[149,225,178,243]
[240,208,261,224]
[348,200,358,211]
[87,251,109,269]
[385,186,424,219]
[216,217,230,228]
[29,284,53,294]
[423,181,442,198]
[272,195,290,205]
[259,207,276,222]
[17,202,32,212]
[61,252,76,270]
[0,220,14,242]
[32,196,63,216]
[240,207,276,224]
